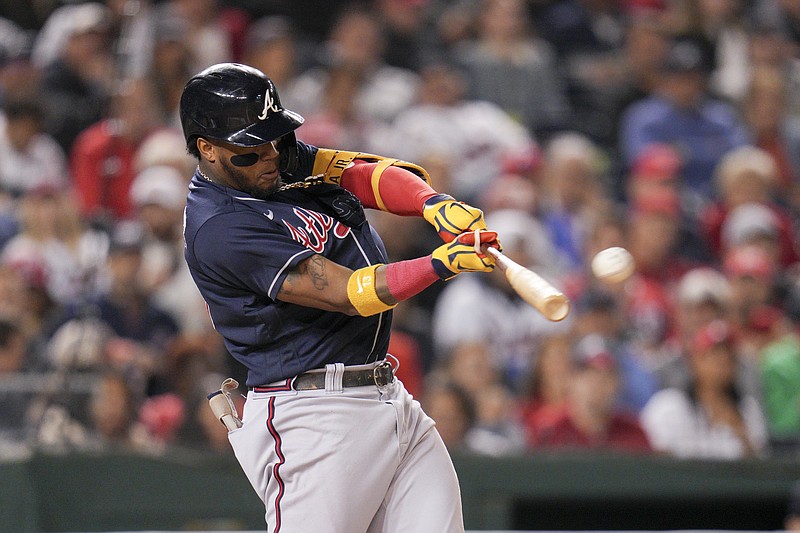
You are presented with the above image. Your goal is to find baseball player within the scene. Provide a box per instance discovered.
[180,63,500,533]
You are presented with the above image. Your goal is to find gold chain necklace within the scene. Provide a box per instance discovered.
[197,166,214,183]
[197,167,325,193]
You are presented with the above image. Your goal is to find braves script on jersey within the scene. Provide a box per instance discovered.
[184,141,391,387]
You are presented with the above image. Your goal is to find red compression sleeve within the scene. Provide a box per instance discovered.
[340,160,438,215]
[385,256,440,301]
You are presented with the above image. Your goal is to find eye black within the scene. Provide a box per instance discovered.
[230,153,259,167]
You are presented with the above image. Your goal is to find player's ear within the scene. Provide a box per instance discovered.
[197,137,216,163]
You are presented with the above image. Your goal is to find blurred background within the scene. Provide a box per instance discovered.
[1,0,800,531]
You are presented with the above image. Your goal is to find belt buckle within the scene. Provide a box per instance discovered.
[373,360,394,387]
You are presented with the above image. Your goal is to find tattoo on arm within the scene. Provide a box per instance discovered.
[283,255,329,295]
[306,255,328,290]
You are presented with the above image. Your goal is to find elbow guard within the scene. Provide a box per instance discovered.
[346,264,397,317]
[313,149,431,209]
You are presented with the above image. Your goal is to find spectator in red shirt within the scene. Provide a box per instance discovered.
[533,334,652,454]
[519,332,573,446]
[625,142,682,204]
[69,78,161,225]
[723,244,780,331]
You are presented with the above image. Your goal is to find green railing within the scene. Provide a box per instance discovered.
[2,449,800,532]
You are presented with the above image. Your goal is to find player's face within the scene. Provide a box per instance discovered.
[214,140,282,200]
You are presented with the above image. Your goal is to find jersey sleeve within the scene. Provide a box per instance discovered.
[190,210,314,301]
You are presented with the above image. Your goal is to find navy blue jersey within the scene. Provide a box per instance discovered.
[183,142,392,386]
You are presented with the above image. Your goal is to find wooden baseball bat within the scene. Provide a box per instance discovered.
[485,247,570,322]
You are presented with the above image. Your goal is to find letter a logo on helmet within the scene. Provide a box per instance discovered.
[258,89,281,121]
[179,63,304,149]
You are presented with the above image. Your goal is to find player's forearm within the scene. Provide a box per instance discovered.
[383,258,442,301]
[278,252,443,317]
[347,259,440,316]
[279,244,496,317]
[339,161,438,215]
[360,232,502,315]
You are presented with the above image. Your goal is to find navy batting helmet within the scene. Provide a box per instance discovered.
[179,63,304,169]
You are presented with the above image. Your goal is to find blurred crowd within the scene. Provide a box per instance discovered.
[0,0,800,462]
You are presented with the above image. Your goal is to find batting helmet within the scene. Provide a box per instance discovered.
[179,63,304,170]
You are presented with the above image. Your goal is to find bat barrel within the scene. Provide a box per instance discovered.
[538,290,570,322]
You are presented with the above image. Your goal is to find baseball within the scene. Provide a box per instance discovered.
[591,247,635,284]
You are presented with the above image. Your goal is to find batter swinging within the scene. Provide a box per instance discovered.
[180,63,501,532]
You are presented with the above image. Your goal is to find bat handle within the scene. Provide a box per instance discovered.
[485,246,507,269]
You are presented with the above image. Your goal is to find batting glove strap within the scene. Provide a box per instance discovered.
[430,231,499,281]
[422,195,487,242]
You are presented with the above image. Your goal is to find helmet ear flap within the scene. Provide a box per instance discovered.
[277,132,298,173]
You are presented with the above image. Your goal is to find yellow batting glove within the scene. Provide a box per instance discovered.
[430,230,501,280]
[422,194,487,242]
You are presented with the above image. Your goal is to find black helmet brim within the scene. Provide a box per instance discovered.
[221,108,304,147]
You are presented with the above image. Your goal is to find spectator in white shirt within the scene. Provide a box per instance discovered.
[377,61,535,204]
[0,98,68,196]
[640,319,768,459]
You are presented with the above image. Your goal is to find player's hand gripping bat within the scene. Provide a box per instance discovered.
[484,245,570,322]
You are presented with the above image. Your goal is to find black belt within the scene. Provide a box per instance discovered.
[254,361,395,392]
